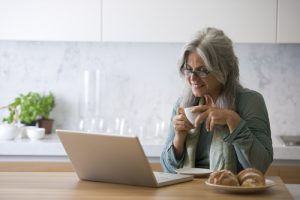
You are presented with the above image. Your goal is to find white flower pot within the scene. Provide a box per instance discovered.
[0,124,20,140]
[26,127,45,140]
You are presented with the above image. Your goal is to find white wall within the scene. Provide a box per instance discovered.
[0,41,299,143]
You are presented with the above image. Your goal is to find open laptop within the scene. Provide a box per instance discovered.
[57,129,193,187]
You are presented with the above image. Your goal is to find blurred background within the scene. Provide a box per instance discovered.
[0,42,299,144]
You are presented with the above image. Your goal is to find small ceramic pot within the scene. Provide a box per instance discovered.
[26,127,45,140]
[0,124,20,140]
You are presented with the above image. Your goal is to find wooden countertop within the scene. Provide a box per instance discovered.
[0,172,293,200]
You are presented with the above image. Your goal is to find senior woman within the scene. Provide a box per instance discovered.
[160,27,273,174]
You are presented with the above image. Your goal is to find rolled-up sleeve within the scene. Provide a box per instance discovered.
[223,90,273,173]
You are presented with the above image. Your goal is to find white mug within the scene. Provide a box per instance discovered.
[184,107,199,126]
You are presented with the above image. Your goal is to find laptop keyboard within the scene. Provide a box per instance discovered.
[154,172,184,182]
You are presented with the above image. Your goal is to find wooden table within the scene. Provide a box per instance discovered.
[0,172,293,200]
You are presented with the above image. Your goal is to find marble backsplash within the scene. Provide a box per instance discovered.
[0,41,299,143]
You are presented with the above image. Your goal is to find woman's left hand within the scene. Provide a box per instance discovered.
[193,95,241,133]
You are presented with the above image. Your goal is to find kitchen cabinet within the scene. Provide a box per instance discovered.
[2,0,298,43]
[0,0,101,41]
[102,0,277,43]
[1,135,300,183]
[277,0,300,43]
[1,162,300,184]
[266,165,300,184]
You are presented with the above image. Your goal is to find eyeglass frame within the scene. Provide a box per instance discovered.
[182,63,210,78]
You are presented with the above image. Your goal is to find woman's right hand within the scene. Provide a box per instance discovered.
[173,107,194,135]
[172,107,194,158]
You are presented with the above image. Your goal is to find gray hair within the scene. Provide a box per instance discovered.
[179,27,242,110]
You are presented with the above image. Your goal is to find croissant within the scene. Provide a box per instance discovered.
[237,168,266,187]
[208,169,240,186]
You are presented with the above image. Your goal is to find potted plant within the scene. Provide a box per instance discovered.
[1,102,19,124]
[3,92,42,126]
[37,93,55,134]
[0,104,21,140]
[2,92,55,134]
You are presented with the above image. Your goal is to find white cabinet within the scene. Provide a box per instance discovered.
[0,0,101,41]
[277,0,300,43]
[3,0,299,43]
[102,0,277,43]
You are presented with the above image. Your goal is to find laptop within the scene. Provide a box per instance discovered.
[57,129,193,187]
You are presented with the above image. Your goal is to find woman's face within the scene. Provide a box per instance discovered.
[185,51,223,99]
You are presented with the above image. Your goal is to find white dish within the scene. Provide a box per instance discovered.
[175,168,212,178]
[205,179,275,193]
[26,127,45,140]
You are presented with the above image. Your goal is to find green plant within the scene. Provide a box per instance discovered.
[2,92,55,125]
[39,92,55,119]
[18,92,42,124]
[0,101,20,124]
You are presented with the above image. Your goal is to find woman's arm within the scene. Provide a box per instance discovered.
[160,101,188,173]
[223,90,273,173]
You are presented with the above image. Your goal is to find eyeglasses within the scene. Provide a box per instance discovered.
[183,64,210,78]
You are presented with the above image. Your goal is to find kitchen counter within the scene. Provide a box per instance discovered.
[0,133,163,162]
[0,134,300,163]
[271,136,300,165]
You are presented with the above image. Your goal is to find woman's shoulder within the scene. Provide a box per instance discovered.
[236,88,266,110]
[237,87,264,101]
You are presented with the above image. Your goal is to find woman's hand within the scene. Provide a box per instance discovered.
[193,95,241,133]
[173,107,194,134]
[172,107,194,158]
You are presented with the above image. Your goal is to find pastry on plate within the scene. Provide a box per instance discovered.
[237,168,266,187]
[208,169,240,186]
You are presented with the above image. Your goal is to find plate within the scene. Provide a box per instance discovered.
[205,179,275,193]
[175,168,212,178]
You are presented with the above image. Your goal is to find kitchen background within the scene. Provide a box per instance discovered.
[1,2,300,198]
[0,41,299,143]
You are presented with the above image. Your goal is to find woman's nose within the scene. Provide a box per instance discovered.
[190,73,200,81]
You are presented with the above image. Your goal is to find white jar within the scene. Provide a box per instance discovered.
[0,124,20,140]
[26,127,45,140]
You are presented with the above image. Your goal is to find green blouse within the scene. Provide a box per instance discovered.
[160,88,273,174]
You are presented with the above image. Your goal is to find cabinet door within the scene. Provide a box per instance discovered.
[277,0,300,43]
[102,0,276,43]
[0,0,101,41]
